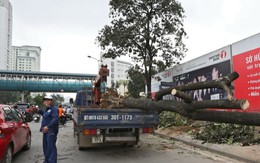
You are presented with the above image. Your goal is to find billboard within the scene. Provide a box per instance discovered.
[232,33,260,112]
[172,46,232,101]
[151,33,260,113]
[151,68,173,99]
[172,46,231,76]
[172,60,231,101]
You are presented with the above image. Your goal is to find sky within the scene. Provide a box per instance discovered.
[9,0,260,75]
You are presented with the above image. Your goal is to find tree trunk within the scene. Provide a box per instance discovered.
[190,110,260,126]
[122,98,260,126]
[121,71,260,126]
[122,98,248,113]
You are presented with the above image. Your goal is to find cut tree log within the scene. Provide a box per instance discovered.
[190,110,260,126]
[171,89,192,103]
[122,98,260,126]
[121,71,260,126]
[122,98,248,113]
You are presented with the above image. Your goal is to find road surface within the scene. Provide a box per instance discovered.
[12,120,244,163]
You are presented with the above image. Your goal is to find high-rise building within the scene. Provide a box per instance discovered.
[0,0,12,70]
[11,45,41,71]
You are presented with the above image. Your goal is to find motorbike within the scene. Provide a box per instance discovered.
[33,113,41,122]
[65,113,73,121]
[59,114,67,126]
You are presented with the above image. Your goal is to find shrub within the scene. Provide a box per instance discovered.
[159,111,192,128]
[192,123,256,144]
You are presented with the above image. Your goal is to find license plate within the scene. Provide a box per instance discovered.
[92,135,103,143]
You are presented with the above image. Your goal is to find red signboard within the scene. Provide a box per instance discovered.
[233,48,260,112]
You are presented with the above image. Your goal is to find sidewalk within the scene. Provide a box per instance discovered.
[155,127,260,163]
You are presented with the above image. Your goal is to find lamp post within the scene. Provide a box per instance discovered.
[87,55,102,72]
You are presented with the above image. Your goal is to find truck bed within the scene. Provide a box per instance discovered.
[73,107,159,129]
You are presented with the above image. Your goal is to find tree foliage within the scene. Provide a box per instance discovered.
[192,123,256,145]
[0,91,65,107]
[0,91,20,104]
[50,94,65,106]
[32,93,47,107]
[119,80,129,95]
[96,0,187,98]
[126,65,146,98]
[159,111,192,128]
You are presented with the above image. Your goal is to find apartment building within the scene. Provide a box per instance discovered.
[11,45,41,71]
[0,0,12,70]
[99,55,133,95]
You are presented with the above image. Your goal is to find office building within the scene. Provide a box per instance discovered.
[0,0,12,70]
[11,45,41,71]
[100,55,133,95]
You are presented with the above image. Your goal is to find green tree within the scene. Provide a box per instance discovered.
[120,80,129,95]
[126,65,146,98]
[96,0,187,98]
[32,93,47,107]
[51,94,65,106]
[111,82,115,88]
[0,91,20,104]
[122,80,129,94]
[115,81,121,90]
[24,91,32,103]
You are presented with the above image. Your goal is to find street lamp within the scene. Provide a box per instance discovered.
[87,55,102,72]
[87,55,100,62]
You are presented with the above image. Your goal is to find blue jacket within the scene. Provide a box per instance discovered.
[39,105,59,134]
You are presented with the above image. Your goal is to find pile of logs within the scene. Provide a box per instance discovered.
[100,88,124,108]
[122,71,260,126]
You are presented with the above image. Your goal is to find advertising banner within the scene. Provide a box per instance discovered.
[172,60,231,101]
[172,46,231,76]
[233,47,260,112]
[171,46,232,101]
[151,68,173,99]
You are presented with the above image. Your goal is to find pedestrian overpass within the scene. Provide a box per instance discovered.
[0,70,96,93]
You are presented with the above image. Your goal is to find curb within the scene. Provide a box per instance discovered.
[154,132,257,163]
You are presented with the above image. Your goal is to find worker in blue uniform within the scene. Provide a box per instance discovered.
[38,95,59,163]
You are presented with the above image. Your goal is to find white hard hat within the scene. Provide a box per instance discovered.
[43,95,53,100]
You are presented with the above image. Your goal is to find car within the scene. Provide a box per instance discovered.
[13,102,33,122]
[13,102,30,114]
[0,104,32,163]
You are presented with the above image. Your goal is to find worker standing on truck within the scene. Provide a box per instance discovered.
[39,95,59,163]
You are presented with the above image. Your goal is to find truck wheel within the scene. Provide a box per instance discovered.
[124,143,135,147]
[77,134,84,150]
[78,146,84,150]
[73,122,77,138]
[77,133,79,144]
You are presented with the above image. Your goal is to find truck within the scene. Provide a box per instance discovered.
[72,65,159,149]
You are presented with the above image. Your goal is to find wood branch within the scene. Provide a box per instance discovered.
[122,98,260,126]
[171,89,192,103]
[155,71,239,101]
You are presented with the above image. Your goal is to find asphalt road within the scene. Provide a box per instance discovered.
[12,120,244,163]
